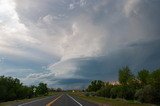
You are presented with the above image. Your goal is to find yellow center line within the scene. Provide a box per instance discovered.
[46,95,63,106]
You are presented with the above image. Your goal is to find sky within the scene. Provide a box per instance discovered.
[0,0,160,89]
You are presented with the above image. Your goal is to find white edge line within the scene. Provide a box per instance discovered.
[67,94,83,106]
[18,96,52,106]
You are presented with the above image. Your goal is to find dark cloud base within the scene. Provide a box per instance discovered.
[55,39,160,88]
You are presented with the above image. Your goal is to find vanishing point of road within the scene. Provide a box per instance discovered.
[15,93,98,106]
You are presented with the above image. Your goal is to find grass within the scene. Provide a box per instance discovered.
[0,92,61,106]
[70,92,156,106]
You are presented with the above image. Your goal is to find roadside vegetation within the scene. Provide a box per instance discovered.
[84,67,160,105]
[71,92,154,106]
[0,76,60,103]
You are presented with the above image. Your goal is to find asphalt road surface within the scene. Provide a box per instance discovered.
[15,95,59,106]
[16,94,98,106]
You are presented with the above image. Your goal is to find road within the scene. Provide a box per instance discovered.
[15,95,59,106]
[15,94,98,106]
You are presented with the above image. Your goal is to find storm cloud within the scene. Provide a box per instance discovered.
[0,0,160,89]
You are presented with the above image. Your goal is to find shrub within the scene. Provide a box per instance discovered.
[96,86,111,98]
[135,85,154,103]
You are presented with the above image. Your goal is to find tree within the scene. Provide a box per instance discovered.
[128,77,141,90]
[137,69,150,86]
[37,83,48,95]
[149,69,160,104]
[56,88,62,92]
[87,80,105,92]
[96,83,112,98]
[0,76,50,102]
[135,85,154,103]
[0,76,26,101]
[121,85,135,100]
[150,69,160,89]
[119,66,133,85]
[110,86,120,99]
[48,88,56,92]
[110,85,135,100]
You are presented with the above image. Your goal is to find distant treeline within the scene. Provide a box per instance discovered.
[0,76,56,102]
[86,67,160,105]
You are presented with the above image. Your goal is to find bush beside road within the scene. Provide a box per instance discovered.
[70,92,155,106]
[85,67,160,105]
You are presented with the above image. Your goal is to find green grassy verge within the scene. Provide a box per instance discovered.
[0,92,61,106]
[70,92,155,106]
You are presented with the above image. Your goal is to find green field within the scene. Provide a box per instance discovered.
[70,92,155,106]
